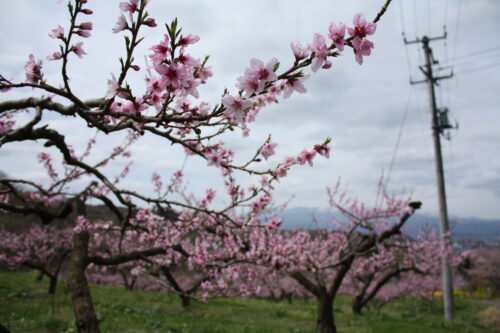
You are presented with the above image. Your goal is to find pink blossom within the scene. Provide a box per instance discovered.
[261,141,277,160]
[0,113,15,131]
[24,54,43,84]
[112,14,129,33]
[104,74,128,99]
[267,218,282,231]
[177,51,200,67]
[119,0,139,13]
[149,36,170,67]
[272,165,287,179]
[205,189,216,203]
[156,62,188,90]
[221,94,253,124]
[123,97,147,114]
[196,65,213,84]
[47,52,63,61]
[236,58,278,96]
[297,150,316,167]
[348,14,376,38]
[78,22,93,30]
[352,37,374,65]
[290,41,310,61]
[314,143,331,158]
[328,22,346,51]
[81,8,93,15]
[308,34,330,72]
[49,25,65,39]
[205,149,224,167]
[179,76,200,98]
[282,74,309,98]
[178,34,200,46]
[283,156,296,167]
[183,140,202,155]
[75,30,91,38]
[73,215,90,234]
[71,42,87,58]
[144,18,157,28]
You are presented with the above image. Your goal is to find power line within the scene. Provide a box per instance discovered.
[452,0,463,62]
[427,0,432,36]
[413,0,419,37]
[385,88,414,189]
[441,52,500,69]
[454,62,500,75]
[398,0,407,33]
[443,0,449,30]
[448,46,500,62]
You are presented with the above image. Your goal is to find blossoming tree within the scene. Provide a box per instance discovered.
[345,229,443,315]
[0,224,72,294]
[257,184,421,333]
[0,0,394,332]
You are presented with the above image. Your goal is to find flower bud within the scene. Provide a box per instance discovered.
[144,18,157,28]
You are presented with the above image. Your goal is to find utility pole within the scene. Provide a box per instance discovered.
[404,32,455,321]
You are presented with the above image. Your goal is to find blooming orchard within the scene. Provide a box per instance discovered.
[0,0,396,332]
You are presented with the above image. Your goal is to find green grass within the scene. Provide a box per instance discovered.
[0,271,491,332]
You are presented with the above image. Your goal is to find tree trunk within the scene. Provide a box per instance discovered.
[181,294,190,308]
[316,292,336,333]
[48,251,68,295]
[352,301,363,315]
[67,230,100,333]
[48,275,58,295]
[36,270,45,281]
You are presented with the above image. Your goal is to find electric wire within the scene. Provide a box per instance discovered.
[441,52,500,69]
[443,0,449,30]
[447,46,500,62]
[452,0,463,62]
[413,0,419,38]
[385,87,414,190]
[454,62,500,75]
[427,0,432,36]
[399,0,414,78]
[398,0,407,33]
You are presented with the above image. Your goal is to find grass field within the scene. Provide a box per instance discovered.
[0,271,493,332]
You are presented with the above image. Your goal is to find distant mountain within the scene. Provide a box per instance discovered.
[278,207,500,240]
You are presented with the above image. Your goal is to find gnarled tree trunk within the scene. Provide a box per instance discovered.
[67,200,100,333]
[316,292,336,333]
[67,231,100,333]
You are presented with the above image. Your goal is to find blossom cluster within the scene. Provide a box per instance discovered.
[220,13,376,129]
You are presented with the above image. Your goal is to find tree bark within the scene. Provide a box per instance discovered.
[181,295,190,308]
[316,292,336,333]
[48,250,69,295]
[67,231,100,333]
[48,275,58,295]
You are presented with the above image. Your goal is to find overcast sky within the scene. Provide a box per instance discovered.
[1,0,499,221]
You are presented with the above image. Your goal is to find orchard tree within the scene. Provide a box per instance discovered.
[0,0,395,332]
[0,224,72,294]
[261,183,421,333]
[346,230,443,315]
[464,249,500,298]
